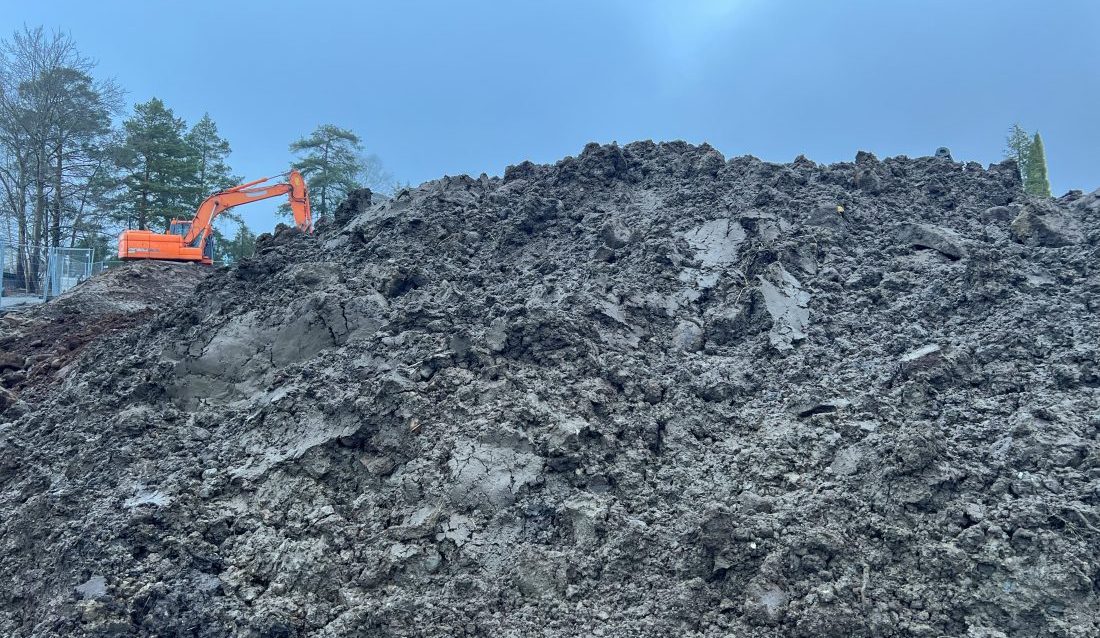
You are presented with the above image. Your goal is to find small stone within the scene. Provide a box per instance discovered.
[564,494,605,546]
[805,203,849,233]
[0,353,23,373]
[855,168,882,193]
[361,455,396,476]
[0,387,15,412]
[600,221,634,249]
[386,505,442,541]
[982,205,1015,223]
[900,343,942,365]
[75,575,107,600]
[486,318,509,353]
[743,581,788,625]
[514,551,566,598]
[670,320,703,352]
[642,380,664,404]
[593,246,617,262]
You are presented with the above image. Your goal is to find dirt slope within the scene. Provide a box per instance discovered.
[1,142,1098,637]
[0,261,208,413]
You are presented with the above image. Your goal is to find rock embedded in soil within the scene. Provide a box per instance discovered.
[0,141,1097,637]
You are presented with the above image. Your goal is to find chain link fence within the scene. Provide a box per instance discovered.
[1,242,95,309]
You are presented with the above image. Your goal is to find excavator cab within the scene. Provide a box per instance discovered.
[168,220,192,237]
[168,219,213,260]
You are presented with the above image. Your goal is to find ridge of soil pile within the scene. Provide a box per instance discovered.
[1,142,1098,637]
[0,261,208,412]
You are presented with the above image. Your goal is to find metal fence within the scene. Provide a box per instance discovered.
[1,242,94,309]
[45,247,94,299]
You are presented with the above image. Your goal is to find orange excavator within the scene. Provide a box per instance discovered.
[117,170,313,264]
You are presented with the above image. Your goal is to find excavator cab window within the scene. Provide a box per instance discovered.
[168,221,191,237]
[203,234,215,261]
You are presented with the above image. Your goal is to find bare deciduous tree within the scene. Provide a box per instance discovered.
[0,26,121,282]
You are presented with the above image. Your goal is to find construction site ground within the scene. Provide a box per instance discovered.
[0,261,209,412]
[1,143,1098,637]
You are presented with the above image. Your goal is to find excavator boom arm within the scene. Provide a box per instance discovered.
[184,169,313,245]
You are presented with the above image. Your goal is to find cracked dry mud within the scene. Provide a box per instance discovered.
[1,142,1099,637]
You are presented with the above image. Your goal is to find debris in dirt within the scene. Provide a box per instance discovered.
[758,262,810,351]
[74,576,107,601]
[0,142,1097,637]
[791,397,851,418]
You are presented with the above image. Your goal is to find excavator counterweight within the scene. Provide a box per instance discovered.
[118,169,313,264]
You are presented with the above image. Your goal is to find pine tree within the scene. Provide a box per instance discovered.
[182,113,245,261]
[1023,132,1051,197]
[111,98,199,230]
[287,124,363,218]
[185,113,238,205]
[1004,123,1032,184]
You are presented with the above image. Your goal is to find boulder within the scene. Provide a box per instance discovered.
[1011,208,1083,247]
[805,203,849,233]
[895,222,967,260]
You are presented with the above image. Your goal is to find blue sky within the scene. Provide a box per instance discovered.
[7,1,1098,234]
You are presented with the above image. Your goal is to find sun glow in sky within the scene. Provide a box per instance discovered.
[643,0,760,84]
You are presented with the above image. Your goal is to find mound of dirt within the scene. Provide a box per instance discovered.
[1,142,1098,637]
[0,261,208,412]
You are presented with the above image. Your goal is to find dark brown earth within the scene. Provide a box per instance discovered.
[0,261,208,411]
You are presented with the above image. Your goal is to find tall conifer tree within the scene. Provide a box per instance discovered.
[1024,132,1051,197]
[287,125,363,218]
[111,98,198,230]
[1004,123,1032,184]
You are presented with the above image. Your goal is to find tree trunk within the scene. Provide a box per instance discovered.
[51,140,63,247]
[198,147,207,203]
[320,141,330,217]
[138,163,150,230]
[69,161,100,247]
[31,153,47,292]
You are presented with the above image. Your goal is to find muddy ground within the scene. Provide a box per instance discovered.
[0,261,208,412]
[0,142,1098,637]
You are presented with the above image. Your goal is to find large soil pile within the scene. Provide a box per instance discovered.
[1,142,1098,637]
